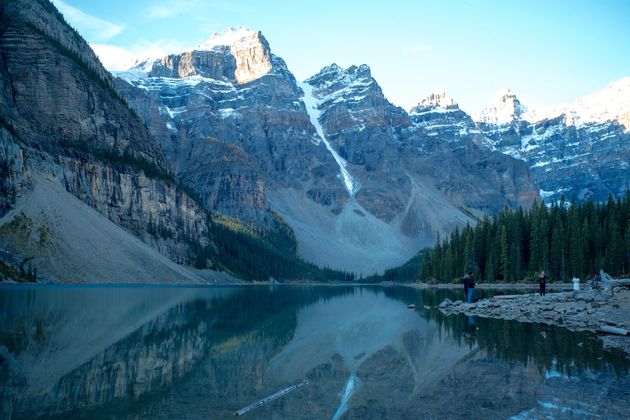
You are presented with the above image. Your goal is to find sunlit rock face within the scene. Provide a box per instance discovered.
[198,27,273,84]
[145,27,273,84]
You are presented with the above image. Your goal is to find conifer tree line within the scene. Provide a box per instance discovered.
[420,194,630,283]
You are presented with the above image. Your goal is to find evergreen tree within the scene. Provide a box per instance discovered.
[499,225,509,281]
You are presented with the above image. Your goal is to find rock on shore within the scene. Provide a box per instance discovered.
[439,286,630,357]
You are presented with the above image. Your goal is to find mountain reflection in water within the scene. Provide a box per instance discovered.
[1,285,629,419]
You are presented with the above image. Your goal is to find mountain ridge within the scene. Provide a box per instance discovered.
[407,80,629,204]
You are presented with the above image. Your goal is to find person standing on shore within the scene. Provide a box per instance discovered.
[465,272,475,303]
[462,274,468,302]
[539,271,547,296]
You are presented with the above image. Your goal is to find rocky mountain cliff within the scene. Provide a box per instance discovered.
[476,79,630,203]
[0,0,216,282]
[116,28,539,274]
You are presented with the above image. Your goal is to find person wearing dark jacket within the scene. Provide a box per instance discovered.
[539,271,547,296]
[461,275,468,301]
[465,272,475,303]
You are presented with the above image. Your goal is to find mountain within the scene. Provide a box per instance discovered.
[115,29,539,274]
[0,0,220,282]
[476,80,630,202]
[115,27,342,229]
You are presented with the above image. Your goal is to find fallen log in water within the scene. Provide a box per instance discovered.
[235,380,309,416]
[598,325,629,336]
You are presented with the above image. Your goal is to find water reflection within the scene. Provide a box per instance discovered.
[0,285,628,419]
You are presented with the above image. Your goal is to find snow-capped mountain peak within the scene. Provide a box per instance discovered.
[117,26,274,85]
[475,88,527,125]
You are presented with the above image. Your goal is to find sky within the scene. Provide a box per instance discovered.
[51,0,630,115]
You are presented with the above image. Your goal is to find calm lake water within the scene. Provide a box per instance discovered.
[1,285,629,419]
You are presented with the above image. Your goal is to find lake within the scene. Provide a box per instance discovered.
[1,285,629,419]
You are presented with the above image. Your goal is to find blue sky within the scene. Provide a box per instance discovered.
[52,0,630,115]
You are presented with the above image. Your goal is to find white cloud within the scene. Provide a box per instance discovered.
[91,40,189,71]
[52,0,123,41]
[148,6,175,20]
[90,44,135,71]
[148,0,201,20]
[147,0,254,20]
[409,43,432,54]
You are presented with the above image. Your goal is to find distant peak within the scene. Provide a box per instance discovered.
[198,26,262,50]
[349,64,371,72]
[322,63,341,72]
[411,92,459,113]
[349,64,371,77]
[494,88,513,99]
[476,88,527,125]
[310,63,372,81]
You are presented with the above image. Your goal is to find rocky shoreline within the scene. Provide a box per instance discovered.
[412,282,574,290]
[438,285,630,357]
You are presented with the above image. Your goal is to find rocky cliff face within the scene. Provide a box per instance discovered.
[409,93,480,141]
[476,80,630,203]
[0,0,212,280]
[116,29,539,274]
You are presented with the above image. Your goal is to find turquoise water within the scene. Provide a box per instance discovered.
[1,285,629,419]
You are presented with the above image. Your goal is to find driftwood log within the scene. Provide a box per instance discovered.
[600,270,630,290]
[598,325,629,336]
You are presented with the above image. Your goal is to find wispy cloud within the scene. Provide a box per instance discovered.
[52,0,123,41]
[147,0,255,20]
[148,0,201,20]
[91,40,189,71]
[409,43,432,54]
[205,1,256,14]
[196,17,229,36]
[90,44,134,70]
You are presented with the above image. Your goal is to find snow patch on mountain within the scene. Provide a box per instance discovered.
[527,77,630,129]
[299,81,359,197]
[197,26,259,50]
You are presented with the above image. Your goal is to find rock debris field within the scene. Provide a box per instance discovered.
[439,285,630,357]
